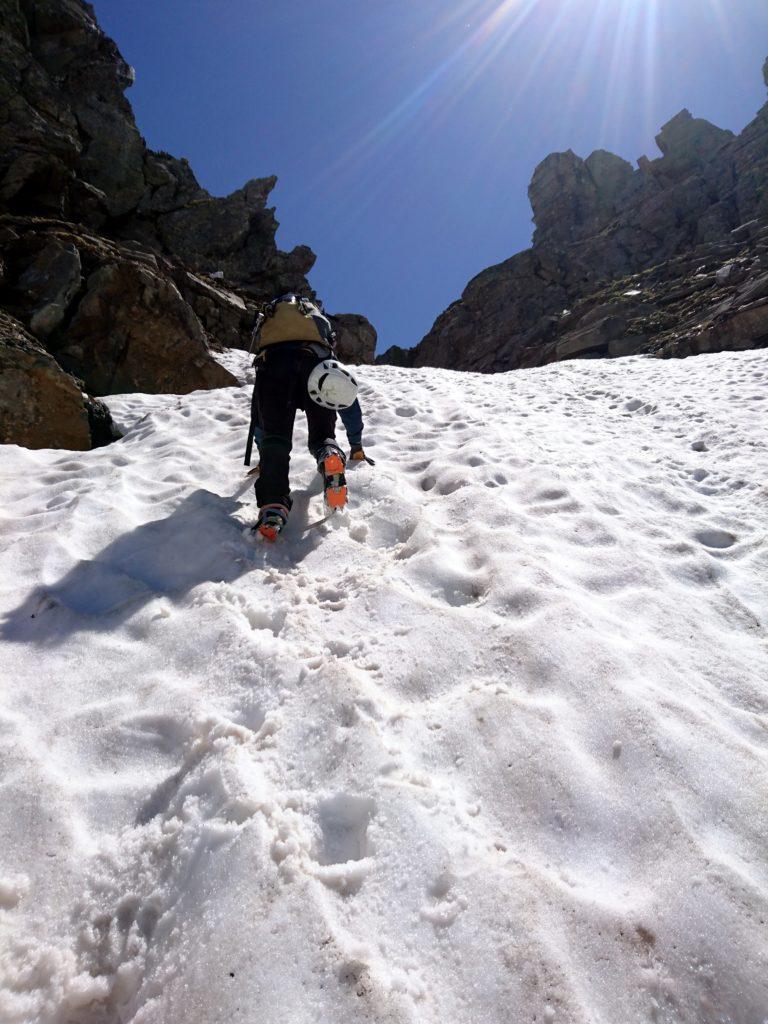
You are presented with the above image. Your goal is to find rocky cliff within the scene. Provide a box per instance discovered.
[0,0,376,450]
[381,59,768,372]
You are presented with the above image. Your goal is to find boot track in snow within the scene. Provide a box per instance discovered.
[0,348,766,1023]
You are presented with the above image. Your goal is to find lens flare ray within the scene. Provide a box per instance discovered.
[308,0,742,224]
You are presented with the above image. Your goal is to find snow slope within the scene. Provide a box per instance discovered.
[0,348,767,1024]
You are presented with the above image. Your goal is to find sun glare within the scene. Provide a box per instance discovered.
[315,0,737,215]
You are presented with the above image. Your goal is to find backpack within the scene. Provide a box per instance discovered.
[252,295,335,352]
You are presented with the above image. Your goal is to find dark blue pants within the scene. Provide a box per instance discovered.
[254,345,336,508]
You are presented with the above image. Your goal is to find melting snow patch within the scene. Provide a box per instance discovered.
[1,348,767,1022]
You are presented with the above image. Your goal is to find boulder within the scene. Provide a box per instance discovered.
[695,301,768,353]
[61,261,237,395]
[332,313,377,364]
[716,262,748,286]
[608,335,650,358]
[178,271,252,350]
[1,217,241,394]
[0,309,115,449]
[556,316,628,360]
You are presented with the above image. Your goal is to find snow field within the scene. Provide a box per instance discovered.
[0,348,766,1023]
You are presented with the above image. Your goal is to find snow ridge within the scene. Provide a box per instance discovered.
[1,350,767,1023]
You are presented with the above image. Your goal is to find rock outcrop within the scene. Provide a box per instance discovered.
[0,0,313,291]
[2,216,236,397]
[0,309,115,449]
[0,0,376,450]
[62,255,235,396]
[381,61,768,372]
[332,313,378,365]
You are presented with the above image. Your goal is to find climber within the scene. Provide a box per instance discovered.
[245,294,365,541]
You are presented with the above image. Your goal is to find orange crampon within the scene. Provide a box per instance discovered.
[321,452,347,510]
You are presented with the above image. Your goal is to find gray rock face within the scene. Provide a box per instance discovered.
[375,344,414,368]
[652,109,734,179]
[695,298,768,354]
[177,271,253,352]
[556,316,629,360]
[125,175,316,293]
[397,57,768,372]
[17,237,82,335]
[63,259,237,395]
[530,149,634,248]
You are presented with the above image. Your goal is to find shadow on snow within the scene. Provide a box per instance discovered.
[2,480,327,646]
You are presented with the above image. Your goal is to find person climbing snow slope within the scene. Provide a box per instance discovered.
[245,294,362,541]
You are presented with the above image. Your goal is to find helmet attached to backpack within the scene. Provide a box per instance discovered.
[307,359,359,410]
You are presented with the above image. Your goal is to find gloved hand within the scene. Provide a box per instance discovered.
[349,443,375,466]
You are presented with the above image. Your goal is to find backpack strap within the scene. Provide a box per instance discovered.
[249,300,276,354]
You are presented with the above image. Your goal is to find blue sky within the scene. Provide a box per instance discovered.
[94,0,768,353]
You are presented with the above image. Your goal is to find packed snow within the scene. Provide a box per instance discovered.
[0,347,767,1024]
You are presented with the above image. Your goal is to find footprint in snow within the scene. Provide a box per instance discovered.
[533,487,568,502]
[315,793,376,865]
[694,528,737,550]
[436,474,470,495]
[624,399,656,414]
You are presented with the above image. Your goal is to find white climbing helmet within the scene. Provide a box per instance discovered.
[307,359,359,410]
